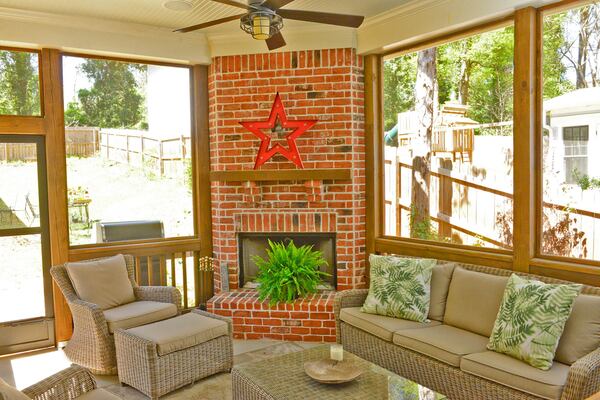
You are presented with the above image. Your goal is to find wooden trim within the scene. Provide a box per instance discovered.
[375,238,514,270]
[512,7,538,273]
[209,168,352,182]
[68,238,202,261]
[383,15,514,60]
[40,49,72,342]
[0,116,44,134]
[538,0,594,14]
[365,54,384,264]
[193,65,215,303]
[61,51,193,68]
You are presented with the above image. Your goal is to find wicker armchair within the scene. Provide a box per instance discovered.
[20,365,118,400]
[51,254,182,375]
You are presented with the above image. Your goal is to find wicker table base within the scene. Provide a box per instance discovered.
[232,346,446,400]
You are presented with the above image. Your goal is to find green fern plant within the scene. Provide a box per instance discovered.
[253,240,330,306]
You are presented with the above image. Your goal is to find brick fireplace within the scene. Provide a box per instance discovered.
[207,48,367,342]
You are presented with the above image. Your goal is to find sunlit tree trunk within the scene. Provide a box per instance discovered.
[458,39,473,105]
[576,7,590,88]
[411,48,437,238]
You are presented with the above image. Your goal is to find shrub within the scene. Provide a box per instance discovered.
[253,240,329,306]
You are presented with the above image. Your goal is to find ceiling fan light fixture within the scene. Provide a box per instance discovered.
[241,11,283,41]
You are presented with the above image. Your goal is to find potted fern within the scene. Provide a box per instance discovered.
[252,240,330,306]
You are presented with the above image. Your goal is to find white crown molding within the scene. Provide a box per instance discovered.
[0,6,211,63]
[361,0,449,29]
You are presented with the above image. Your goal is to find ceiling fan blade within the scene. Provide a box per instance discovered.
[264,0,295,9]
[175,14,245,33]
[277,9,364,28]
[210,0,251,11]
[266,32,287,50]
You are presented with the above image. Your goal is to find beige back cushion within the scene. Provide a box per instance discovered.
[66,254,135,310]
[428,262,456,321]
[554,294,600,365]
[443,267,509,337]
[0,378,30,400]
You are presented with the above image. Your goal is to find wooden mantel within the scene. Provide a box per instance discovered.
[209,168,352,182]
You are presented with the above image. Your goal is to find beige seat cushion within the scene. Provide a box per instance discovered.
[428,262,456,321]
[461,351,570,400]
[0,378,30,400]
[443,267,508,337]
[555,294,600,365]
[66,255,135,310]
[340,307,441,342]
[77,388,122,399]
[393,324,489,367]
[126,312,229,356]
[104,301,177,333]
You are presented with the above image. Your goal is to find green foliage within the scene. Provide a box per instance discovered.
[383,53,417,130]
[488,274,581,370]
[573,169,600,191]
[0,50,41,116]
[184,159,193,192]
[65,59,147,128]
[362,255,436,322]
[253,240,329,306]
[542,13,574,99]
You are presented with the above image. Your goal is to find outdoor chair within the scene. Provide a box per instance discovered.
[50,254,181,375]
[0,365,119,400]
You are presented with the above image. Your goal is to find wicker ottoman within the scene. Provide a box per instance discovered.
[114,309,233,399]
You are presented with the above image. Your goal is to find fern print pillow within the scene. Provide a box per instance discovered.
[361,255,437,323]
[488,274,582,370]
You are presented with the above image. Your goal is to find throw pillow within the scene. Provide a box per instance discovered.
[487,273,582,370]
[361,254,437,323]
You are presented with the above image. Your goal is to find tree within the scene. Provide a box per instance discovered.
[65,59,146,128]
[0,51,40,116]
[410,48,437,238]
[383,54,417,130]
[543,13,574,99]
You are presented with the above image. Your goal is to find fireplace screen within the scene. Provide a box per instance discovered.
[238,232,336,289]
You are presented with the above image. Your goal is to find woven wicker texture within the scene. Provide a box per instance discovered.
[50,254,182,375]
[231,345,446,400]
[114,309,233,399]
[21,365,97,400]
[334,262,600,400]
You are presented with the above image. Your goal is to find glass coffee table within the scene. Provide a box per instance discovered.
[232,345,447,400]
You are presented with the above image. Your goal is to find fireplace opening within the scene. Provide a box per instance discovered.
[238,232,336,290]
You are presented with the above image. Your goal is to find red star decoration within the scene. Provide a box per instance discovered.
[240,93,317,169]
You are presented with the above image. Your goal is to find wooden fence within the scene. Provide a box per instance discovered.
[0,127,99,161]
[385,152,600,259]
[100,129,192,179]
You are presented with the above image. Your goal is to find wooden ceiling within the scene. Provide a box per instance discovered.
[0,0,410,32]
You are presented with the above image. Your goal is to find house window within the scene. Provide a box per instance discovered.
[563,126,589,184]
[382,25,514,250]
[62,56,195,246]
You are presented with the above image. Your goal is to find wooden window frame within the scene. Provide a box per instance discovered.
[368,0,600,285]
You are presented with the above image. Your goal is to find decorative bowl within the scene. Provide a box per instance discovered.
[303,359,364,384]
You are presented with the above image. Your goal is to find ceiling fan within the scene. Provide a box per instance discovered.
[174,0,365,51]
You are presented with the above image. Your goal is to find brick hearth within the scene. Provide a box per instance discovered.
[207,48,366,342]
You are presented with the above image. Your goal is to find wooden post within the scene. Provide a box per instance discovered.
[365,54,384,272]
[159,139,164,177]
[192,65,214,303]
[439,158,453,239]
[41,49,72,342]
[513,7,538,273]
[105,131,110,160]
[126,133,130,164]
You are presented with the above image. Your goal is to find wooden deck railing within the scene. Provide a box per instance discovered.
[69,239,213,310]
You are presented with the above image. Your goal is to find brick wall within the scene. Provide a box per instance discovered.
[207,48,366,342]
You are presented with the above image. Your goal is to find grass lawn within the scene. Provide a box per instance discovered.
[66,156,194,245]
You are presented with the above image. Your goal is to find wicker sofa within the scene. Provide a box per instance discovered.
[51,254,182,375]
[334,262,600,400]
